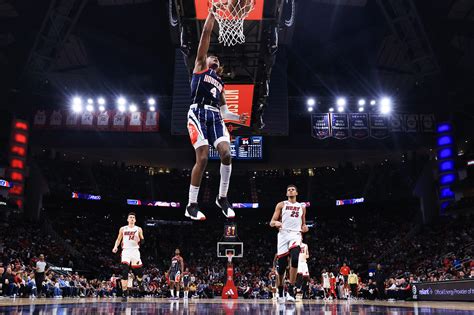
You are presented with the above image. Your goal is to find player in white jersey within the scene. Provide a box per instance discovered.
[112,212,144,301]
[321,269,330,299]
[270,185,308,303]
[296,241,310,299]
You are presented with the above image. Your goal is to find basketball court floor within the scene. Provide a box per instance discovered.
[0,298,472,314]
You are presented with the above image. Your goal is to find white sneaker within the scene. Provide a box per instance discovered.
[185,203,206,220]
[215,197,235,218]
[286,294,296,303]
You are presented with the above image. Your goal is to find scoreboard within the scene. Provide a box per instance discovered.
[209,136,263,160]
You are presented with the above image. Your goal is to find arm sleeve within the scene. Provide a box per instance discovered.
[219,105,240,121]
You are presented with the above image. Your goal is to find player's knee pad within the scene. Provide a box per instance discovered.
[132,266,143,280]
[121,263,130,278]
[277,256,288,275]
[290,247,300,269]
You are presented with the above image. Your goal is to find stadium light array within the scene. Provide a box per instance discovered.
[307,107,314,112]
[370,100,376,106]
[380,97,392,114]
[329,107,334,112]
[307,97,316,107]
[337,106,344,113]
[118,104,126,113]
[358,107,364,112]
[358,99,366,106]
[86,104,94,112]
[129,104,138,113]
[117,97,127,106]
[336,97,346,107]
[148,98,156,106]
[149,106,156,112]
[99,105,106,112]
[97,97,106,105]
[87,98,94,105]
[72,97,83,113]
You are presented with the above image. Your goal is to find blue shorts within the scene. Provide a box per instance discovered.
[187,104,230,149]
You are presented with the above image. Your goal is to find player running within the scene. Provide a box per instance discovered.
[270,185,309,303]
[296,240,310,299]
[112,212,144,301]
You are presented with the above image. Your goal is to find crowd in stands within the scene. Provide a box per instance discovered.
[1,209,472,300]
[1,152,470,299]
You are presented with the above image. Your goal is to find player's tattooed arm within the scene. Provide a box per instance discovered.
[270,202,283,229]
[112,227,123,253]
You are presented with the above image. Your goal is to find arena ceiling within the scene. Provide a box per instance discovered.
[0,0,473,115]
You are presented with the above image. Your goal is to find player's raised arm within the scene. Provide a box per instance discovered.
[270,202,283,229]
[301,204,309,233]
[112,227,123,253]
[194,12,216,73]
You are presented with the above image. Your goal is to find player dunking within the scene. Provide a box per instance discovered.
[168,248,184,300]
[185,9,249,221]
[112,212,144,301]
[270,185,308,303]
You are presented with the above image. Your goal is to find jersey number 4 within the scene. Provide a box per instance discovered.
[210,87,217,98]
[290,210,299,218]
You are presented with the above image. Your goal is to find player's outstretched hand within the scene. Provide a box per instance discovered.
[112,247,118,253]
[239,112,249,124]
[301,224,309,233]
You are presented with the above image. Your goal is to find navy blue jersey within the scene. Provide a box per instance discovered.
[170,255,182,273]
[190,68,224,107]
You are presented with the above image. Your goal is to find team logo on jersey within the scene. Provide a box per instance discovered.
[203,74,223,92]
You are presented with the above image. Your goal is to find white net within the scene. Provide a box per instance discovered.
[209,0,255,46]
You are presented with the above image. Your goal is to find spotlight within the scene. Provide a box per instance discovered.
[117,97,127,106]
[337,106,344,113]
[72,97,82,112]
[72,104,83,113]
[329,107,334,112]
[129,104,138,112]
[307,107,314,112]
[86,104,94,112]
[149,106,156,112]
[118,104,126,113]
[336,97,346,107]
[306,98,316,107]
[358,99,366,106]
[99,105,106,112]
[358,107,365,112]
[380,97,392,114]
[370,100,376,106]
[148,98,156,106]
[72,97,82,106]
[87,98,94,105]
[97,97,106,105]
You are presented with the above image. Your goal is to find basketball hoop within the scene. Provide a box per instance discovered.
[209,0,256,46]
